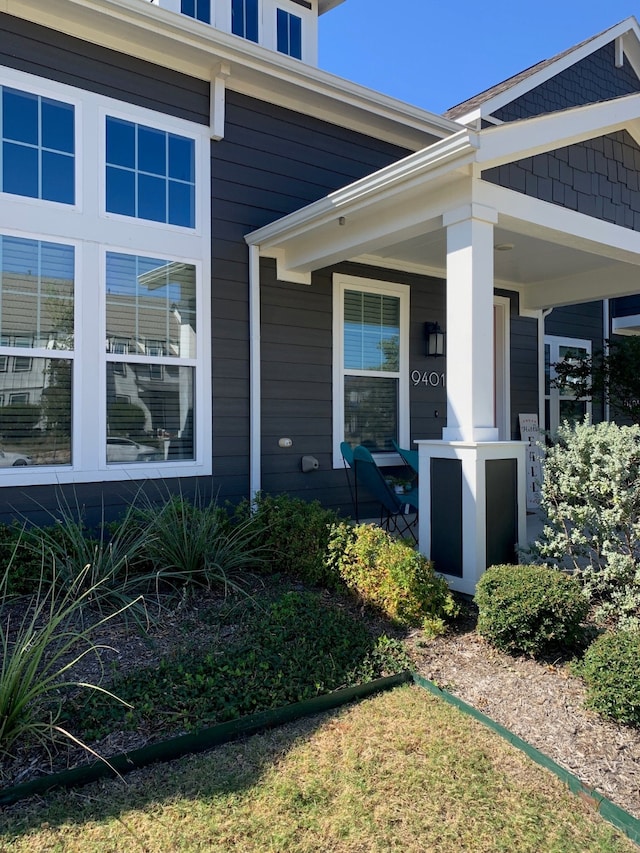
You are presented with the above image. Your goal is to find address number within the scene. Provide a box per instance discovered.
[411,370,445,387]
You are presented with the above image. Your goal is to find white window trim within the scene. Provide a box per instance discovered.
[332,273,410,469]
[0,66,211,486]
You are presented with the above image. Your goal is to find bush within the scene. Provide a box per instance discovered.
[580,630,640,725]
[475,564,588,656]
[0,523,52,595]
[237,492,343,588]
[531,420,640,629]
[327,523,458,633]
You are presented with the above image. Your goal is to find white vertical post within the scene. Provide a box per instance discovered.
[442,204,499,442]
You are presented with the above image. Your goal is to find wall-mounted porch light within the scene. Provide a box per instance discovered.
[424,321,445,358]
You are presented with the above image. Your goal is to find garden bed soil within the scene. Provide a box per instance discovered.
[2,581,640,824]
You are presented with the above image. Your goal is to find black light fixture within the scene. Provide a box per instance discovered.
[424,321,445,358]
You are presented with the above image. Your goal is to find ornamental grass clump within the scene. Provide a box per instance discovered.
[326,522,458,634]
[475,564,588,656]
[0,557,135,761]
[579,629,640,725]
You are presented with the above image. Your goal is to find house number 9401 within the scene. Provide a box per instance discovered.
[411,370,445,387]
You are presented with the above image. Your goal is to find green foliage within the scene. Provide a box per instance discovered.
[106,401,147,436]
[552,336,640,425]
[475,564,588,656]
[327,523,458,632]
[579,630,640,725]
[66,591,412,739]
[134,491,263,590]
[0,523,51,595]
[0,403,41,440]
[237,492,343,588]
[0,561,135,758]
[532,420,640,629]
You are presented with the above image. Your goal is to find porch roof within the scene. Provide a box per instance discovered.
[246,93,640,312]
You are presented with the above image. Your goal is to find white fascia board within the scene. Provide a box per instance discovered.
[476,92,640,169]
[6,0,458,149]
[246,130,478,249]
[318,0,346,12]
[522,262,640,310]
[455,17,640,123]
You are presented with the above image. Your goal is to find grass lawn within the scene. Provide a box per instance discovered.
[1,685,635,853]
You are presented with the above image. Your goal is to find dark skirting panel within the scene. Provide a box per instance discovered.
[430,457,462,577]
[485,458,518,568]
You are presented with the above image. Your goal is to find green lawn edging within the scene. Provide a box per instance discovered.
[411,672,640,846]
[0,672,412,807]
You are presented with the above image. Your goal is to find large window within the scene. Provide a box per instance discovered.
[0,235,74,466]
[0,67,210,483]
[333,275,409,468]
[276,9,302,59]
[1,87,74,205]
[545,335,592,435]
[106,117,195,227]
[180,0,211,23]
[232,0,259,41]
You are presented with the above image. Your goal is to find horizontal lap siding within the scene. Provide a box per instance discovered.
[212,93,411,506]
[495,289,539,438]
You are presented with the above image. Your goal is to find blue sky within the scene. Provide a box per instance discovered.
[319,2,640,115]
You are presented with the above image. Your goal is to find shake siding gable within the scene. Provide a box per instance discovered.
[494,42,640,122]
[483,131,640,232]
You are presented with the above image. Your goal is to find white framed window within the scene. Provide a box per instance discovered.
[180,0,211,23]
[545,335,592,435]
[231,0,259,41]
[276,9,302,58]
[333,274,409,469]
[0,66,211,485]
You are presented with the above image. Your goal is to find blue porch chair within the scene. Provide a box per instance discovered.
[353,445,418,542]
[340,441,359,521]
[392,439,419,474]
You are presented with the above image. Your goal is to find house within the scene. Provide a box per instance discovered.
[0,2,639,592]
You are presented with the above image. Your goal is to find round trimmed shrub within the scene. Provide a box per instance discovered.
[475,564,588,656]
[581,630,640,725]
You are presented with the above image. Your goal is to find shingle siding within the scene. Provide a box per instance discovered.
[494,42,640,122]
[483,130,640,231]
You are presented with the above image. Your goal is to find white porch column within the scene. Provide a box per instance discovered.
[442,204,499,442]
[416,203,527,594]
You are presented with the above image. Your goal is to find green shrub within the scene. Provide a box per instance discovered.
[236,492,343,588]
[475,564,588,656]
[0,523,51,595]
[327,523,458,633]
[531,420,640,629]
[580,630,640,725]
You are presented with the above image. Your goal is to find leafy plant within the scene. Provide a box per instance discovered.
[578,629,640,725]
[531,420,640,629]
[327,523,458,633]
[475,564,588,656]
[0,522,51,595]
[0,558,135,760]
[66,590,412,739]
[235,492,343,588]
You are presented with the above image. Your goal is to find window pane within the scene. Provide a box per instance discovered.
[277,9,288,53]
[107,363,194,461]
[106,117,135,169]
[344,290,400,371]
[3,143,38,198]
[0,357,72,466]
[41,98,74,154]
[344,375,398,452]
[3,88,38,144]
[181,0,195,16]
[106,166,136,217]
[138,126,166,177]
[42,151,75,204]
[246,0,259,41]
[289,14,302,59]
[106,253,197,358]
[138,173,166,223]
[168,181,194,228]
[168,134,194,182]
[196,0,211,23]
[0,236,74,349]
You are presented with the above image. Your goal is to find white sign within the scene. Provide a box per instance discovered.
[519,413,544,511]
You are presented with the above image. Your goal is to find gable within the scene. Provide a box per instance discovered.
[482,129,640,231]
[494,42,640,122]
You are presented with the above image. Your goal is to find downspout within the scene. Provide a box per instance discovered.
[539,307,553,430]
[249,244,261,500]
[603,298,610,422]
